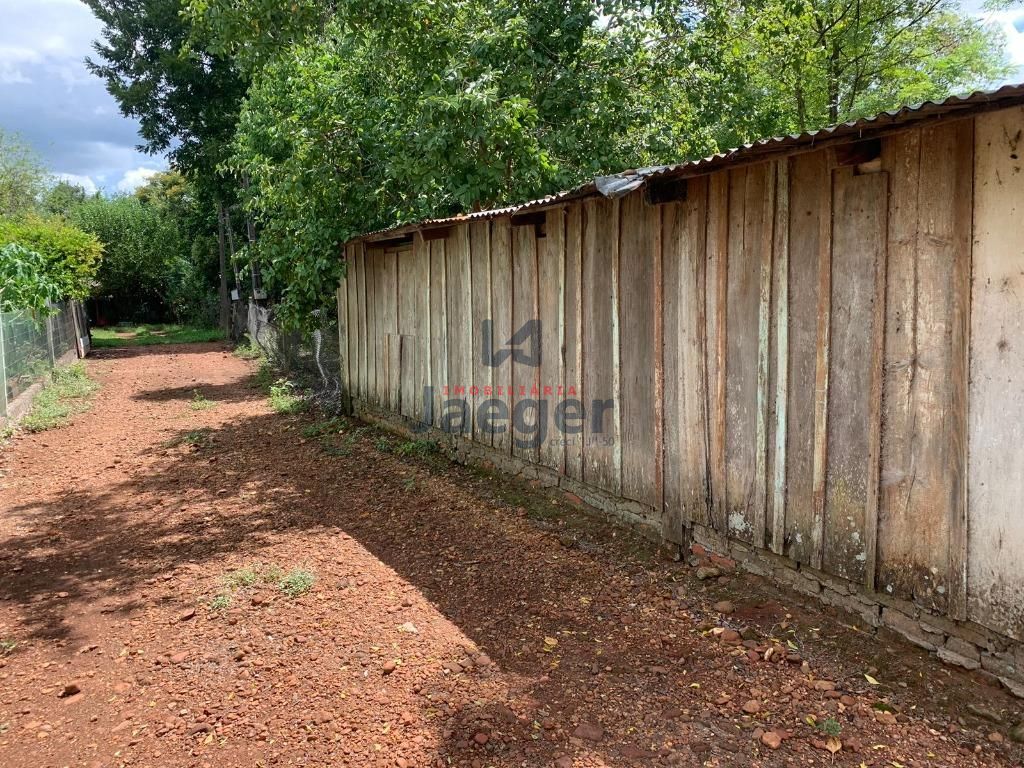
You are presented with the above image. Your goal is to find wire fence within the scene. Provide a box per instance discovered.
[244,302,342,411]
[1,301,88,419]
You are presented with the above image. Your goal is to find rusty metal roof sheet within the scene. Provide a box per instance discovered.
[356,82,1024,244]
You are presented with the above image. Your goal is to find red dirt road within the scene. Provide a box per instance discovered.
[0,343,1022,768]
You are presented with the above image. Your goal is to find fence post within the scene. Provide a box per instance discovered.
[45,305,57,366]
[0,312,9,418]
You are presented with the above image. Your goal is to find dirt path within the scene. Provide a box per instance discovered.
[0,344,1021,768]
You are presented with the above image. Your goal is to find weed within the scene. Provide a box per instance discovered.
[0,638,16,656]
[163,428,212,448]
[394,439,436,458]
[91,324,223,348]
[233,338,265,360]
[815,717,842,738]
[209,594,232,611]
[21,363,99,432]
[269,380,306,414]
[374,436,393,453]
[403,477,417,492]
[224,566,260,588]
[278,568,315,598]
[302,418,347,439]
[190,389,216,410]
[870,701,896,713]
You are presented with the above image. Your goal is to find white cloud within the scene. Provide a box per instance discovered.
[116,166,160,193]
[54,172,97,195]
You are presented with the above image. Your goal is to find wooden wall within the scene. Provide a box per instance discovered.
[339,106,1024,643]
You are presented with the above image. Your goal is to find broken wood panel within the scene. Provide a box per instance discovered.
[512,221,540,463]
[784,149,830,565]
[724,164,767,543]
[968,106,1024,641]
[490,218,514,454]
[704,172,730,536]
[878,121,973,612]
[470,221,493,445]
[446,225,473,436]
[564,204,584,479]
[582,197,620,494]
[620,191,662,508]
[428,239,448,428]
[770,159,790,554]
[397,248,418,418]
[539,208,565,470]
[823,167,888,583]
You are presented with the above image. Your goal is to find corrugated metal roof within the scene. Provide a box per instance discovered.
[356,82,1024,244]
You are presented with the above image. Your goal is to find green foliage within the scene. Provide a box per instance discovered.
[394,439,437,459]
[0,217,103,301]
[815,717,843,737]
[208,593,232,611]
[0,638,16,656]
[0,131,48,217]
[233,337,265,360]
[0,244,62,314]
[43,182,90,217]
[268,379,306,414]
[90,324,224,348]
[20,363,99,433]
[190,389,216,410]
[278,568,315,597]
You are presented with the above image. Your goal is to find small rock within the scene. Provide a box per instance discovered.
[989,731,1004,743]
[968,703,1002,724]
[696,567,721,581]
[742,699,761,714]
[59,683,81,698]
[713,600,734,614]
[760,730,782,750]
[554,757,574,768]
[398,622,418,634]
[813,680,836,692]
[573,722,604,742]
[169,651,189,664]
[178,607,196,622]
[382,660,397,675]
[473,732,489,745]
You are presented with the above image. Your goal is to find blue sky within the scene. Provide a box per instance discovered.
[1,0,1023,197]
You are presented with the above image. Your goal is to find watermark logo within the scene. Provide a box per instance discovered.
[481,319,541,368]
[415,318,615,449]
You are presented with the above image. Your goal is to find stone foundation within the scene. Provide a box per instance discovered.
[352,398,1024,700]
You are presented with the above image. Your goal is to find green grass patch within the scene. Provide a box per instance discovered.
[223,563,284,590]
[279,568,315,598]
[20,363,99,432]
[0,638,16,656]
[268,380,306,414]
[190,389,216,411]
[208,593,232,612]
[91,324,223,348]
[233,338,265,360]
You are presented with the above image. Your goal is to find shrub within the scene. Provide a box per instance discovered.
[0,216,102,301]
[0,243,61,313]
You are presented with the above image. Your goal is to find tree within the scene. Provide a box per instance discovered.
[0,130,48,217]
[43,181,89,217]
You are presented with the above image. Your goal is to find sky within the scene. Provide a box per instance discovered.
[1,0,1024,198]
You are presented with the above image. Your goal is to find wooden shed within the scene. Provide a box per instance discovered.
[337,84,1024,691]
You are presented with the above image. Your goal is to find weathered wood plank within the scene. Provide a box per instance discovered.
[446,225,473,435]
[429,239,448,428]
[366,249,380,404]
[346,244,360,401]
[490,218,514,453]
[564,204,584,479]
[470,221,493,445]
[753,162,777,550]
[512,221,540,462]
[411,233,431,423]
[968,107,1024,640]
[662,200,684,537]
[785,149,830,565]
[539,209,566,470]
[582,197,620,493]
[724,165,766,543]
[878,121,973,612]
[337,267,350,409]
[823,167,888,583]
[620,191,661,507]
[705,172,730,535]
[384,251,401,410]
[770,159,790,554]
[397,248,418,418]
